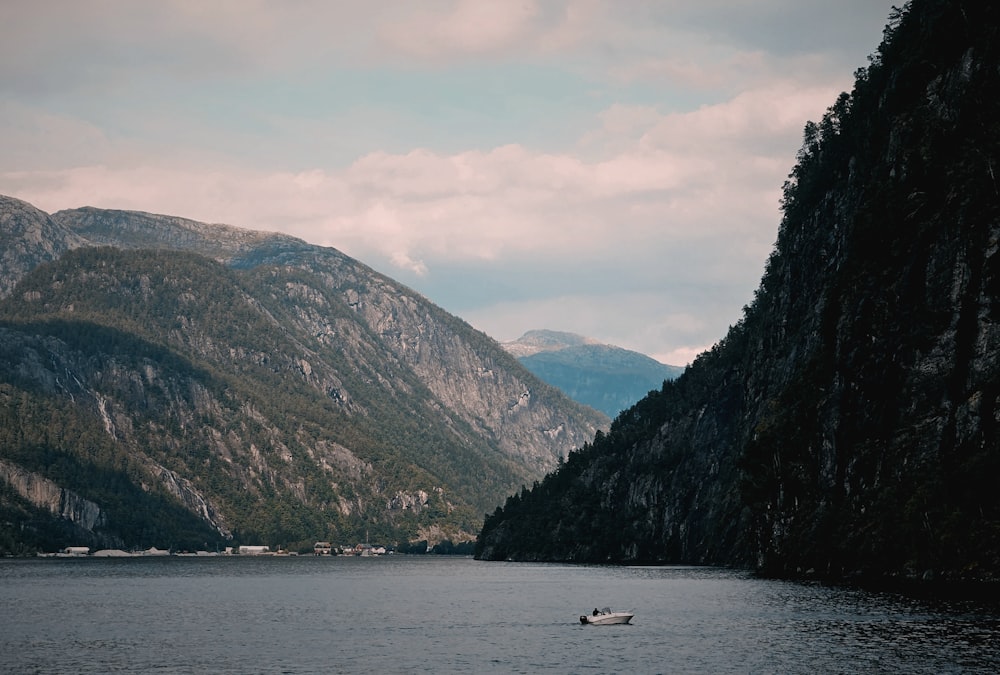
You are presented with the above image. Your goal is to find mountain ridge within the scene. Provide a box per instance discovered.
[0,197,607,553]
[501,329,601,358]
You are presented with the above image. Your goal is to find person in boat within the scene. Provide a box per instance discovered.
[593,608,599,616]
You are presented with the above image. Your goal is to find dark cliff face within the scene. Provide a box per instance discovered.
[477,0,1000,582]
[0,202,606,553]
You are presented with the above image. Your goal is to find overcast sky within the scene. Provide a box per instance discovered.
[1,1,896,365]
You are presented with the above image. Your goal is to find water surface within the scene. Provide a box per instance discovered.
[2,556,998,673]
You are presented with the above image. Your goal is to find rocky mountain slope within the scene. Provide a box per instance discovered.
[503,330,684,418]
[0,197,606,554]
[477,0,1000,584]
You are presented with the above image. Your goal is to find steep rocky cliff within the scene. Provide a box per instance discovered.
[477,0,1000,583]
[0,199,605,553]
[0,460,106,533]
[0,196,86,298]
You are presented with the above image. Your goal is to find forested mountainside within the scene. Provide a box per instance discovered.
[503,330,683,419]
[0,198,606,555]
[477,0,1000,584]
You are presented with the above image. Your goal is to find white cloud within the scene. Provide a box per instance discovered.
[378,0,543,59]
[0,1,899,360]
[639,82,844,155]
[2,72,830,312]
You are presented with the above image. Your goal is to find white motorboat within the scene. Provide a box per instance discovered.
[579,608,634,625]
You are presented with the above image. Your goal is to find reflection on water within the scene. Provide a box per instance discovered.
[1,557,998,674]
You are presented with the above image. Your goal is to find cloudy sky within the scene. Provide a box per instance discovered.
[1,1,896,365]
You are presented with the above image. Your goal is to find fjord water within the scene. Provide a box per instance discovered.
[2,557,998,674]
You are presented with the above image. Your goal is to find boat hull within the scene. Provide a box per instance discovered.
[580,612,633,625]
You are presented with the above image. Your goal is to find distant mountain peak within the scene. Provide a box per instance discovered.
[501,329,684,418]
[502,329,601,357]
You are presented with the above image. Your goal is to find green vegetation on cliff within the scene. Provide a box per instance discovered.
[0,242,604,554]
